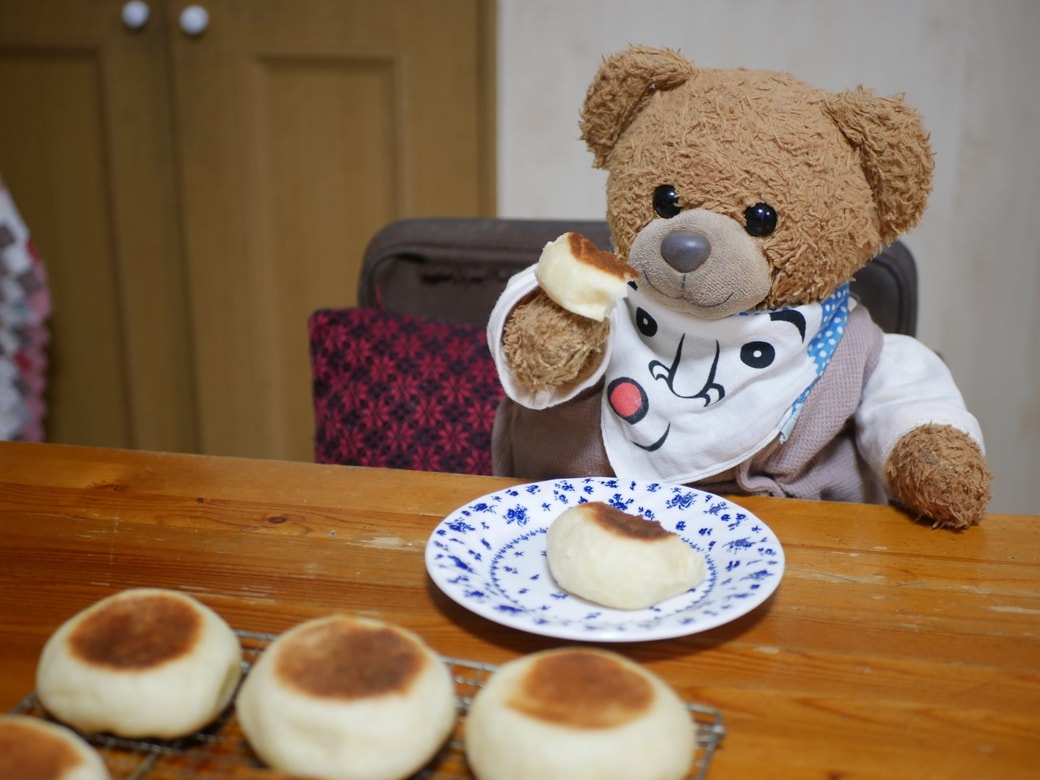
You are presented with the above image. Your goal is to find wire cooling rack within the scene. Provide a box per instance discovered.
[13,629,725,779]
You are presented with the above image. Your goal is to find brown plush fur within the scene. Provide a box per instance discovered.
[581,47,933,308]
[885,424,993,529]
[502,290,610,392]
[823,88,935,247]
[581,46,695,168]
[502,45,991,528]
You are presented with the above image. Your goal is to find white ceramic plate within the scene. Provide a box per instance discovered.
[425,477,784,642]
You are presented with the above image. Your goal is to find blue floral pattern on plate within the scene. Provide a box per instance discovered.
[425,478,784,642]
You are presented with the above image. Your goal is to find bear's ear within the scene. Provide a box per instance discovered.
[580,45,694,168]
[823,87,935,244]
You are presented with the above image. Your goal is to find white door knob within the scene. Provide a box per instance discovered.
[179,5,210,36]
[122,1,150,29]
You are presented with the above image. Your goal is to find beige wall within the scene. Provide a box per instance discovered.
[496,0,1040,515]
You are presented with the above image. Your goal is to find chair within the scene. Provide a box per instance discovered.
[357,217,918,335]
[310,217,919,475]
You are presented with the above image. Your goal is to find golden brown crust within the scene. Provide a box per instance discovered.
[0,718,88,780]
[580,501,671,541]
[69,592,200,670]
[274,618,423,700]
[507,650,653,729]
[564,232,636,280]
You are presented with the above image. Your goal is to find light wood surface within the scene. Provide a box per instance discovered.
[1,441,1037,779]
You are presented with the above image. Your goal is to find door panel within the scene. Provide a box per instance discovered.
[171,0,494,460]
[0,0,493,461]
[0,0,196,451]
[252,54,402,456]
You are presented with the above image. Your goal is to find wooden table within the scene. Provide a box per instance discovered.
[1,441,1038,779]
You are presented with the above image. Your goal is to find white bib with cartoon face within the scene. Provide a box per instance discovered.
[600,283,848,483]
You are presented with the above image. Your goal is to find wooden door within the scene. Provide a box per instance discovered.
[170,0,495,461]
[0,0,494,461]
[0,0,197,451]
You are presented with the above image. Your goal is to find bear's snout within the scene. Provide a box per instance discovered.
[628,208,772,318]
[661,230,711,273]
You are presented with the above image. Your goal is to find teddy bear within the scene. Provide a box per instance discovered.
[487,45,992,529]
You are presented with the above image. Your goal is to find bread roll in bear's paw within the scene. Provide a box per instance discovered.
[535,232,636,321]
[0,715,112,780]
[465,647,696,780]
[236,614,456,780]
[546,501,706,609]
[35,588,242,739]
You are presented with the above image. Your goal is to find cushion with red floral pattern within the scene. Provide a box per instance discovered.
[309,307,503,475]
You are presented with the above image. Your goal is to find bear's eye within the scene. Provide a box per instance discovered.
[744,202,778,236]
[653,185,682,219]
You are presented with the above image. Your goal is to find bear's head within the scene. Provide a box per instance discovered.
[580,45,934,318]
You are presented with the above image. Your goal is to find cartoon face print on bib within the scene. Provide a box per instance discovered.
[600,283,848,483]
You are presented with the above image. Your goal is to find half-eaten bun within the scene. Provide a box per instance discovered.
[535,232,636,321]
[546,501,706,609]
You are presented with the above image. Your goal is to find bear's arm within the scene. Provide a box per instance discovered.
[854,334,985,479]
[487,265,613,409]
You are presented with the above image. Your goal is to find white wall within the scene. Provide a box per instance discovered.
[496,0,1040,516]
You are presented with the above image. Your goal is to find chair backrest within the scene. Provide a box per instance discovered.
[358,216,918,335]
[312,217,919,474]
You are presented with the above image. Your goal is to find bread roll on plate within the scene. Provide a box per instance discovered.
[546,501,706,609]
[237,614,456,780]
[535,232,636,321]
[465,647,695,780]
[0,715,111,780]
[35,588,242,739]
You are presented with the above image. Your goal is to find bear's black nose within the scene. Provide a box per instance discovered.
[661,230,711,273]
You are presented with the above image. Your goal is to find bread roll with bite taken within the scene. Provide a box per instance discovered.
[236,614,456,780]
[546,501,706,609]
[465,647,695,780]
[35,588,242,739]
[535,232,636,321]
[0,715,112,780]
